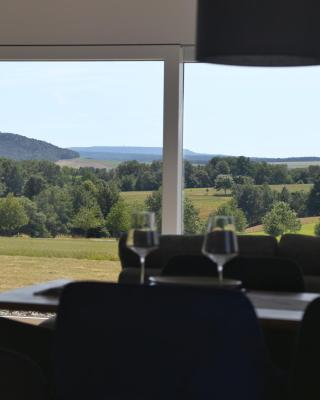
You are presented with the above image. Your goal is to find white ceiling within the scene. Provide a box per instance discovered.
[0,0,197,45]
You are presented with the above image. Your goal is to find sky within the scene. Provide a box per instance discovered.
[0,61,320,158]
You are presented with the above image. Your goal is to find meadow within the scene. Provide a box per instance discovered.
[270,161,320,169]
[56,158,120,170]
[0,183,315,292]
[121,184,313,221]
[0,237,120,292]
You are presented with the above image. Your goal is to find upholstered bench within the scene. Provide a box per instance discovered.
[118,234,278,285]
[278,234,320,292]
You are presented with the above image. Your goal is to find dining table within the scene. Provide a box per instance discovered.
[0,278,318,329]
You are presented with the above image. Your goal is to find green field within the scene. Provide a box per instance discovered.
[270,161,320,169]
[266,183,312,192]
[0,237,120,292]
[0,237,119,260]
[246,217,320,236]
[122,184,313,221]
[56,158,120,170]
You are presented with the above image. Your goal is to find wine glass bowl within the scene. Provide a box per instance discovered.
[126,211,159,284]
[202,216,238,282]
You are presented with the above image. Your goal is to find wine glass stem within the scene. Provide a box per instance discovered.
[217,264,223,283]
[140,257,146,285]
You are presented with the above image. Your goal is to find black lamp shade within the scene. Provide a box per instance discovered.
[196,0,320,66]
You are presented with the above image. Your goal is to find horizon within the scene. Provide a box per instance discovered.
[3,131,320,160]
[0,61,320,158]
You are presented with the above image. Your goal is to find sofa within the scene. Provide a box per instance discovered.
[118,233,320,292]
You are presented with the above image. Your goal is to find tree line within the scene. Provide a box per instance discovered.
[0,156,320,238]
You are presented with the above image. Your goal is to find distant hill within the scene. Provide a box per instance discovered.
[70,146,213,163]
[70,146,320,165]
[252,156,320,163]
[0,132,79,161]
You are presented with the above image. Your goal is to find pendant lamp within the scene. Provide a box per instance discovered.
[196,0,320,66]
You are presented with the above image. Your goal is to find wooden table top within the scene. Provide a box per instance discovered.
[0,279,318,325]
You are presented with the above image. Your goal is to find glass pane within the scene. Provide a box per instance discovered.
[0,61,163,293]
[183,63,320,237]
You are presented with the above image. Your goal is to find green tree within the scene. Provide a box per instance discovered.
[19,197,49,237]
[1,159,24,195]
[307,178,320,216]
[216,160,230,175]
[233,183,275,226]
[262,201,301,237]
[236,156,253,176]
[106,199,131,237]
[120,175,136,191]
[184,197,203,234]
[23,175,46,198]
[36,186,73,236]
[96,180,119,217]
[314,221,320,236]
[214,174,234,194]
[145,189,202,233]
[0,194,29,235]
[215,200,247,232]
[71,206,105,237]
[278,186,291,203]
[145,189,162,229]
[289,191,308,217]
[72,180,99,212]
[254,162,272,185]
[0,181,6,196]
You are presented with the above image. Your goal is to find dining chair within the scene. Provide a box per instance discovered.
[0,316,53,381]
[162,254,216,277]
[224,256,305,292]
[0,347,50,400]
[289,297,320,400]
[162,255,305,292]
[54,282,285,400]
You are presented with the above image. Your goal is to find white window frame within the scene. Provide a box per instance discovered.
[0,45,185,234]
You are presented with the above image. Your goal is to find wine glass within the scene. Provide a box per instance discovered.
[202,215,238,283]
[126,211,159,284]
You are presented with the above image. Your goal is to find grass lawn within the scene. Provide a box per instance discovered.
[56,158,120,170]
[0,255,120,292]
[268,183,312,193]
[0,237,119,260]
[0,237,121,292]
[184,188,230,220]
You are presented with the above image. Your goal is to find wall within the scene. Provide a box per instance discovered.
[0,0,197,45]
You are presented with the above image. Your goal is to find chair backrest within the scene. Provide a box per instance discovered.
[54,282,281,400]
[289,297,320,400]
[224,256,305,292]
[0,348,49,400]
[162,254,217,276]
[162,255,304,292]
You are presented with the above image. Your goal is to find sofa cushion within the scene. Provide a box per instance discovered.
[237,235,278,257]
[118,234,204,270]
[278,234,320,276]
[119,234,278,270]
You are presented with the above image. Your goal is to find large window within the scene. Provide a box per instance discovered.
[0,60,164,291]
[183,62,320,237]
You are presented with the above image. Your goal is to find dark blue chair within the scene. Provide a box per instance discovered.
[289,297,320,400]
[54,282,285,400]
[0,347,50,400]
